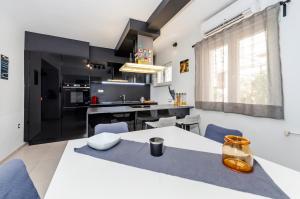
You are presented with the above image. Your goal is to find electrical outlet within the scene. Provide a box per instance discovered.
[284,130,290,137]
[17,123,21,129]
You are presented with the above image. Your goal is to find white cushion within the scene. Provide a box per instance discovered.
[87,133,121,150]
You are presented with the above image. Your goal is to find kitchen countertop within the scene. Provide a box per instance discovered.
[89,101,158,107]
[87,104,194,115]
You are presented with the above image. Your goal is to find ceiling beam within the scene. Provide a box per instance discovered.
[114,19,160,57]
[114,0,191,57]
[147,0,191,30]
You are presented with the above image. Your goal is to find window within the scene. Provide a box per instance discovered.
[209,45,228,102]
[195,5,284,119]
[238,32,268,105]
[154,62,172,86]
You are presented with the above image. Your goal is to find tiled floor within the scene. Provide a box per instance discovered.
[4,141,67,198]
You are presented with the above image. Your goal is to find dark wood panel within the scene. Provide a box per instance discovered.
[25,31,90,58]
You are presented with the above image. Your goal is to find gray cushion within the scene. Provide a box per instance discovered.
[0,159,40,199]
[205,124,243,144]
[95,122,129,135]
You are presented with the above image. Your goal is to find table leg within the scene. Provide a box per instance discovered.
[134,112,137,131]
[86,113,89,137]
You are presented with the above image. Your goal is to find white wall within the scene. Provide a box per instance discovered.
[0,12,25,160]
[152,0,300,171]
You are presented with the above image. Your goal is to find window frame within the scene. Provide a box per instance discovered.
[153,62,172,87]
[206,29,268,105]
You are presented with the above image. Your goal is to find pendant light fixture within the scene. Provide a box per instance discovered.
[119,63,164,74]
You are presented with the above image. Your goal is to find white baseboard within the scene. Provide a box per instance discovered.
[0,143,27,164]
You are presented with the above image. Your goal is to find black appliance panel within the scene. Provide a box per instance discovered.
[63,86,90,107]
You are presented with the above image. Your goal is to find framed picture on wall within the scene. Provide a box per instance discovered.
[180,59,189,73]
[0,54,9,80]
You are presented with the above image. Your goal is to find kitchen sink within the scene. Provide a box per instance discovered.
[130,105,151,108]
[100,101,140,105]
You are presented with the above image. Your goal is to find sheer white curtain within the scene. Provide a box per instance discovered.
[195,4,284,119]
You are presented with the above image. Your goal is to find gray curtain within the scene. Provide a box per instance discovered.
[194,4,284,119]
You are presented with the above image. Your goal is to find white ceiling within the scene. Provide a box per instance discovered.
[3,0,162,48]
[154,0,236,52]
[3,0,235,50]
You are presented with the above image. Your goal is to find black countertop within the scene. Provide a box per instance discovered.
[87,104,194,115]
[89,101,158,107]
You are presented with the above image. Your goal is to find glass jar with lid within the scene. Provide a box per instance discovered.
[222,135,253,173]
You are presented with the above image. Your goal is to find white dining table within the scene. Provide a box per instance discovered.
[45,126,300,199]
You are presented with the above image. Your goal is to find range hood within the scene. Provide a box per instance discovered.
[119,35,165,74]
[119,63,164,74]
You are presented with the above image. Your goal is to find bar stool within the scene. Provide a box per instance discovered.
[145,116,177,129]
[176,114,201,134]
[136,110,158,130]
[111,112,135,130]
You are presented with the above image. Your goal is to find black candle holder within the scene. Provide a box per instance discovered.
[149,137,164,157]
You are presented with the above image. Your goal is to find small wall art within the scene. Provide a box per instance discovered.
[180,59,189,73]
[1,54,9,80]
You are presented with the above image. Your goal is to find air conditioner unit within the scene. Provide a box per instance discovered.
[201,0,261,37]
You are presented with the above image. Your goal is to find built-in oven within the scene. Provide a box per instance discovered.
[62,83,90,108]
[62,81,90,138]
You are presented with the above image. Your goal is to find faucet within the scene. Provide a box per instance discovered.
[120,94,126,102]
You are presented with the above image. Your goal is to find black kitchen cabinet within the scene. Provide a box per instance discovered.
[25,31,90,58]
[24,51,42,141]
[24,51,131,144]
[61,107,87,139]
[62,55,112,81]
[24,32,151,144]
[25,52,64,144]
[25,51,89,144]
[41,59,61,140]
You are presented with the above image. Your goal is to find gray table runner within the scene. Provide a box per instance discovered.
[74,140,289,199]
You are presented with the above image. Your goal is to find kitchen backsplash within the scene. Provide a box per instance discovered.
[90,83,150,102]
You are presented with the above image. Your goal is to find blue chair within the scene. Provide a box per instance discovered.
[204,124,243,144]
[95,122,129,135]
[0,159,40,199]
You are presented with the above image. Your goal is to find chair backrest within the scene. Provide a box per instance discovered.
[157,116,176,128]
[183,114,200,125]
[204,124,243,144]
[0,159,40,199]
[95,122,129,134]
